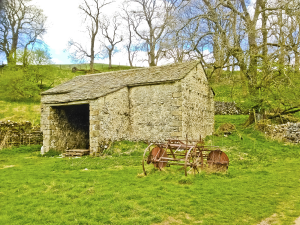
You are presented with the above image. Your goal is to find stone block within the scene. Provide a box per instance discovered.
[90,120,99,125]
[43,130,51,135]
[171,132,182,137]
[172,111,182,116]
[170,121,182,127]
[90,146,98,153]
[91,130,100,136]
[47,116,54,120]
[90,115,99,121]
[173,92,182,98]
[173,100,183,107]
[90,110,99,116]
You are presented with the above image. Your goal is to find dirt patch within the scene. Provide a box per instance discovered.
[153,213,199,225]
[294,216,300,225]
[257,213,278,225]
[1,165,15,169]
[154,216,183,225]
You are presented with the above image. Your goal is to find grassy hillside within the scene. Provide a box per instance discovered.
[0,63,135,124]
[1,115,300,224]
[0,100,41,125]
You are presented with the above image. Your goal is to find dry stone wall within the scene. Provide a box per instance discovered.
[0,120,42,149]
[214,101,243,115]
[264,122,300,144]
[181,65,214,139]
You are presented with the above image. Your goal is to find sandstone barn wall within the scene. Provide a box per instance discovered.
[181,64,214,140]
[128,82,183,142]
[89,88,130,153]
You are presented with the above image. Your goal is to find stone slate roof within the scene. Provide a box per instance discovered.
[42,60,200,104]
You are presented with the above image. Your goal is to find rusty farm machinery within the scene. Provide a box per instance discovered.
[142,138,229,176]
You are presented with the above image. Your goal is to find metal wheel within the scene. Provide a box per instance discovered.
[184,147,193,176]
[207,150,229,171]
[191,155,202,174]
[142,144,153,175]
[150,146,168,169]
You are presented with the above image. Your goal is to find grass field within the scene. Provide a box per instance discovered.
[1,115,300,224]
[0,100,40,125]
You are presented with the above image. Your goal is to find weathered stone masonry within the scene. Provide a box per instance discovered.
[41,61,215,153]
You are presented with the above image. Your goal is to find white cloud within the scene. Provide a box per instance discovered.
[51,58,63,65]
[33,0,83,54]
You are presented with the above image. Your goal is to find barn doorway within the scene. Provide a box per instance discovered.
[51,104,90,150]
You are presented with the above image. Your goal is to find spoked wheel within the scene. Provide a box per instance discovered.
[184,147,194,176]
[191,156,202,174]
[185,148,203,175]
[142,144,153,176]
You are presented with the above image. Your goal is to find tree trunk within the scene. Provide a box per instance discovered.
[90,55,94,72]
[248,30,258,95]
[108,50,112,69]
[213,34,222,81]
[261,2,268,74]
[127,47,133,68]
[244,112,255,127]
[149,44,156,66]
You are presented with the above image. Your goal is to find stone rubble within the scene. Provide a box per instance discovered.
[264,122,300,144]
[214,101,243,115]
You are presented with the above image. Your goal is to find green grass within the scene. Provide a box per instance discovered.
[54,63,136,72]
[1,115,300,224]
[0,99,40,125]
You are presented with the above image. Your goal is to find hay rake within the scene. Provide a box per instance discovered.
[142,138,229,176]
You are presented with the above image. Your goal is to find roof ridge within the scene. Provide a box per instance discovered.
[42,60,201,103]
[81,60,198,77]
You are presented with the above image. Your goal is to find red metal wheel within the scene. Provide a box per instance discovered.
[207,150,229,171]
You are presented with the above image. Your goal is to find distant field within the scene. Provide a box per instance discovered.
[1,115,300,224]
[53,63,136,72]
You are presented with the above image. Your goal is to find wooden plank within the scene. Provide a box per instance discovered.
[66,149,90,152]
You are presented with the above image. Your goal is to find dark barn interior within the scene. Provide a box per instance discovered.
[51,104,90,150]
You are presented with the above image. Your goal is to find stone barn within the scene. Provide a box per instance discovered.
[41,60,214,154]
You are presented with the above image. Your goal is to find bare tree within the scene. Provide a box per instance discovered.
[124,0,179,66]
[99,14,123,69]
[172,0,300,123]
[121,5,141,68]
[67,0,112,72]
[0,0,46,65]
